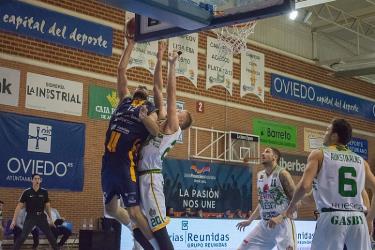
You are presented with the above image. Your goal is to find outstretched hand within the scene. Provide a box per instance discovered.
[168,50,181,64]
[286,203,297,219]
[157,41,167,60]
[236,220,251,231]
[10,220,16,230]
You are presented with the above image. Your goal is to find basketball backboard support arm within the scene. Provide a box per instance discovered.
[188,126,260,164]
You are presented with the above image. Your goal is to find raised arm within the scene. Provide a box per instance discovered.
[154,41,166,119]
[139,106,159,136]
[165,50,180,133]
[117,36,134,101]
[286,149,321,218]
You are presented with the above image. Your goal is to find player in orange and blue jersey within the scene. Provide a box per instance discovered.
[101,35,160,250]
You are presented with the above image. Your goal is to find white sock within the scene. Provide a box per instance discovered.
[149,238,160,250]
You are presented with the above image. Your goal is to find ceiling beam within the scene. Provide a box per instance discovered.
[310,4,375,42]
[335,67,375,77]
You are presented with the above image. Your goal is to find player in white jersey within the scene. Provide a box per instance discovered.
[236,147,297,250]
[138,42,192,250]
[286,118,375,250]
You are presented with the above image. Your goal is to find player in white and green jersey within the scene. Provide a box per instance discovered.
[138,42,192,250]
[236,147,297,250]
[286,118,375,250]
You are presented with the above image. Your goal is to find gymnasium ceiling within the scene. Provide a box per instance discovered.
[296,0,375,83]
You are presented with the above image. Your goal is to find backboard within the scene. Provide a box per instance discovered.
[102,0,294,42]
[228,132,260,164]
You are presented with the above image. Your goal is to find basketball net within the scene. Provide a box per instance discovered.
[212,20,257,55]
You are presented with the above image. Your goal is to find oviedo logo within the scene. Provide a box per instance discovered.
[190,165,210,174]
[27,123,52,153]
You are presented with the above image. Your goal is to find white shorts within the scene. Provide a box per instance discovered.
[139,172,169,232]
[312,211,371,250]
[238,218,296,250]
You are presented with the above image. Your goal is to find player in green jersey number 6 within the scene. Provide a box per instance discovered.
[286,118,375,250]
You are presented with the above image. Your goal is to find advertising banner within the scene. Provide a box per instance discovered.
[206,36,233,95]
[252,118,297,148]
[169,33,199,87]
[240,49,265,102]
[25,73,83,116]
[121,219,316,250]
[348,137,368,160]
[162,159,252,214]
[126,41,158,74]
[88,85,118,120]
[279,153,308,176]
[304,128,367,160]
[0,66,20,107]
[271,74,375,121]
[303,127,325,152]
[0,112,85,191]
[0,1,112,56]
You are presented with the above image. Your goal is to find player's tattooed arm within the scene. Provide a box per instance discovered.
[279,170,296,202]
[268,171,296,229]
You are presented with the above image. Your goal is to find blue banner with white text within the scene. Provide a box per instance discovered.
[162,158,252,215]
[271,74,375,121]
[0,1,112,56]
[348,137,368,160]
[0,112,85,191]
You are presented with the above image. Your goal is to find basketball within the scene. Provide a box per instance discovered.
[126,18,135,38]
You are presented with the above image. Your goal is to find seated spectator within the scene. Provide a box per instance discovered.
[49,207,72,248]
[166,207,175,217]
[13,208,39,250]
[233,209,243,219]
[196,209,204,218]
[223,209,233,219]
[181,207,195,218]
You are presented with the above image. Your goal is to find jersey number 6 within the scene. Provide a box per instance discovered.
[338,166,357,197]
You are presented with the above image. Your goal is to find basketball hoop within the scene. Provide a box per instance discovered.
[212,20,257,54]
